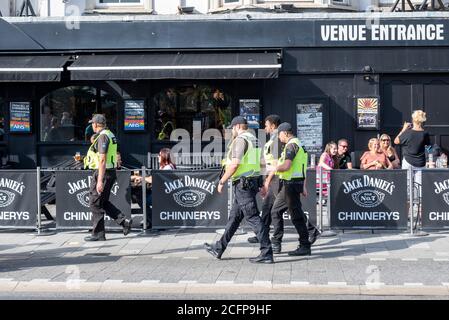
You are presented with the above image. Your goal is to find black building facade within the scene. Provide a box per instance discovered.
[1,13,449,168]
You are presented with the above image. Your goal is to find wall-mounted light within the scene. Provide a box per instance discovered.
[362,65,374,82]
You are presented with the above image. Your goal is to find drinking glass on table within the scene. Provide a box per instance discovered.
[75,152,81,161]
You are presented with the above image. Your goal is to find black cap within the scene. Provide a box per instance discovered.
[277,122,293,133]
[228,116,247,129]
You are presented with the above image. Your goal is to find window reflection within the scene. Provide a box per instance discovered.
[153,85,231,140]
[40,86,117,142]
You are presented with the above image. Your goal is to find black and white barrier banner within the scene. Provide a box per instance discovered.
[330,170,408,229]
[255,170,317,226]
[55,170,131,229]
[422,170,449,230]
[152,170,228,228]
[0,170,37,228]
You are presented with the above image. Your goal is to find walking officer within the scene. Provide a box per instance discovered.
[247,114,282,244]
[204,116,274,264]
[84,114,132,241]
[271,122,314,256]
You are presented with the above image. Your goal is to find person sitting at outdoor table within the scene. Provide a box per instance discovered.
[131,148,176,228]
[360,138,393,170]
[45,117,62,141]
[379,133,400,169]
[316,141,338,198]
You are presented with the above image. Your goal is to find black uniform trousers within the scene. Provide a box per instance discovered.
[260,176,280,230]
[89,169,126,235]
[271,180,313,248]
[216,178,273,258]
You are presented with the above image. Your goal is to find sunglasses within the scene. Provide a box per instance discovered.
[339,145,348,148]
[381,139,390,142]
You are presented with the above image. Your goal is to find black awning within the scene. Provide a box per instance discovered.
[0,55,68,82]
[68,52,281,80]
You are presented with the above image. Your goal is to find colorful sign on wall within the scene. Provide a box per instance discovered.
[124,100,145,131]
[10,102,31,133]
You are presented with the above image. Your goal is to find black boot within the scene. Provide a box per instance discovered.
[309,228,321,245]
[84,231,106,242]
[249,254,274,264]
[288,245,311,256]
[121,219,133,236]
[204,242,223,259]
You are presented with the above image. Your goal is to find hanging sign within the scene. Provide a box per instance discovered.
[124,99,145,131]
[10,102,31,133]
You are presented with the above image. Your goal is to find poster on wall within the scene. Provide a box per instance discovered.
[9,102,31,133]
[296,103,323,156]
[356,97,379,130]
[124,99,145,131]
[239,99,260,129]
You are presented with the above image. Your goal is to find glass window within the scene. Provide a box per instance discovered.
[153,85,231,141]
[40,86,118,143]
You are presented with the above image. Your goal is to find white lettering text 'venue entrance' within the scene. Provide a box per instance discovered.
[321,24,445,42]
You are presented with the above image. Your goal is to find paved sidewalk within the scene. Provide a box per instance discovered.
[1,227,449,297]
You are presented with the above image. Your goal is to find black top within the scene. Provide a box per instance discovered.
[337,153,352,169]
[388,154,396,162]
[399,129,431,167]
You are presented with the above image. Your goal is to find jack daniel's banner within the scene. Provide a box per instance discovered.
[330,170,407,229]
[255,169,317,226]
[0,171,37,228]
[152,170,228,228]
[422,170,449,230]
[55,170,131,229]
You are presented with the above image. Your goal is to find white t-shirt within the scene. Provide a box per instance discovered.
[161,164,175,170]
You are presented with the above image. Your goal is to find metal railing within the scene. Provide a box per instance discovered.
[147,152,224,170]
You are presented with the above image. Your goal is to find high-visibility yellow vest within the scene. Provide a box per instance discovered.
[277,137,307,180]
[263,132,278,167]
[225,131,261,181]
[84,129,118,170]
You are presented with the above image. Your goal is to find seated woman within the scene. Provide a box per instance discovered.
[131,148,176,228]
[360,138,393,170]
[316,141,338,198]
[379,134,400,169]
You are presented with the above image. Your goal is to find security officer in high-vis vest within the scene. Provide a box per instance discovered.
[271,122,317,256]
[84,114,132,241]
[247,114,283,245]
[204,116,274,264]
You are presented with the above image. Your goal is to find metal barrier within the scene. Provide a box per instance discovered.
[147,152,223,170]
[1,165,449,235]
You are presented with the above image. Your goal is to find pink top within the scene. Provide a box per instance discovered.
[360,151,389,170]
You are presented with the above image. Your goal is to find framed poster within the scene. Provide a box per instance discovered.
[124,99,145,132]
[296,103,323,156]
[9,102,31,133]
[239,99,260,129]
[356,97,379,130]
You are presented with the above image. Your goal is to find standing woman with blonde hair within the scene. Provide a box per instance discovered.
[379,134,400,169]
[394,110,431,192]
